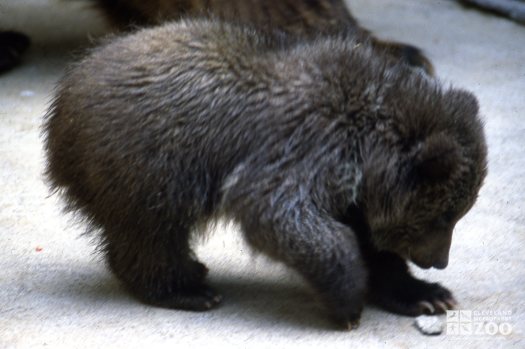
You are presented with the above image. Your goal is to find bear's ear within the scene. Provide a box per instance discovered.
[445,89,479,118]
[414,133,460,183]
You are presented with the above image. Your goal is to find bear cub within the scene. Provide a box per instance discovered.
[43,19,487,328]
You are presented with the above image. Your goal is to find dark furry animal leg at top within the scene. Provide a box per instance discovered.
[373,39,435,76]
[0,31,30,73]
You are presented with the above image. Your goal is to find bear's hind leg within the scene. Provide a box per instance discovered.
[103,222,221,311]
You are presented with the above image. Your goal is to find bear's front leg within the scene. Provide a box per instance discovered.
[366,251,457,315]
[240,201,368,329]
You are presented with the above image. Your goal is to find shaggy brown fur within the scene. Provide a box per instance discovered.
[0,0,432,74]
[96,0,434,74]
[43,19,487,328]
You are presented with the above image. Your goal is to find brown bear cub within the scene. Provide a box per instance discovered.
[43,19,487,328]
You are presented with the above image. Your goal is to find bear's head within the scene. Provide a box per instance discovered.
[360,87,487,269]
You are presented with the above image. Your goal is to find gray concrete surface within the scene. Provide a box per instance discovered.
[0,0,523,348]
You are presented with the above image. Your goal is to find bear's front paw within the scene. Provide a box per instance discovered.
[371,278,457,316]
[412,282,457,315]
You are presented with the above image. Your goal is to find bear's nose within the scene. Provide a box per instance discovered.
[432,255,449,269]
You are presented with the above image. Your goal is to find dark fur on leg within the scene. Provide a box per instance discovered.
[239,203,367,328]
[366,251,456,316]
[373,39,435,76]
[105,233,221,310]
[0,31,30,73]
[345,205,456,316]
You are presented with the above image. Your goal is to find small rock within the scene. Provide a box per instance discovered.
[414,315,444,336]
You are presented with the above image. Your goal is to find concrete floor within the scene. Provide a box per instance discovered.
[0,0,524,348]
